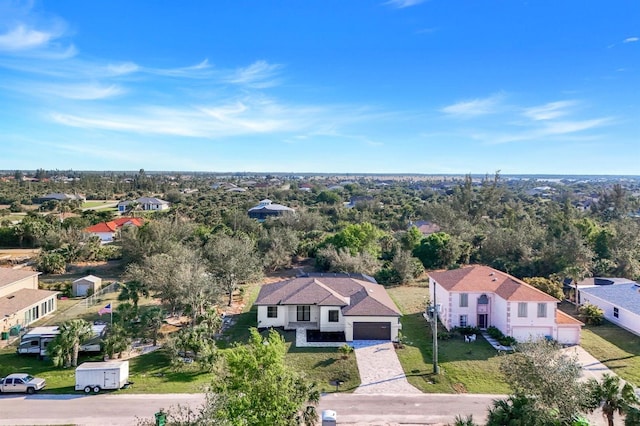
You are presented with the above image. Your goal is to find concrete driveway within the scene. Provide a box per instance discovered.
[563,345,615,382]
[352,341,422,394]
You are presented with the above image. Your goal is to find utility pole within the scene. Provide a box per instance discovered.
[430,287,441,375]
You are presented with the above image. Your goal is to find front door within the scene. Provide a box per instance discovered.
[477,314,488,329]
[297,305,310,322]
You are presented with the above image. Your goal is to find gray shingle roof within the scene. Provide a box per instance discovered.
[255,276,400,317]
[580,283,640,316]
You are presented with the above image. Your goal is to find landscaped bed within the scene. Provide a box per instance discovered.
[306,330,346,343]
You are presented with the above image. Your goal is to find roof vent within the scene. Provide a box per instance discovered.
[489,272,494,276]
[492,278,497,282]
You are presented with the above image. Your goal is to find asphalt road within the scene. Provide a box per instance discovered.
[0,392,501,426]
[0,392,608,426]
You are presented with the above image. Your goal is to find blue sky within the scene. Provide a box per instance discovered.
[0,0,638,174]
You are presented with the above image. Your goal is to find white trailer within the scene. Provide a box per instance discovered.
[75,361,129,393]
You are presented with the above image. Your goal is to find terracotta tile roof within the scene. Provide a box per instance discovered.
[255,276,401,317]
[428,265,558,302]
[0,268,40,290]
[85,217,144,233]
[556,310,584,326]
[0,288,59,318]
[86,222,118,233]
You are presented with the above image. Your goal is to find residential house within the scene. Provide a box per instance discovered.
[254,274,402,341]
[85,217,144,243]
[409,220,441,236]
[429,265,582,344]
[117,197,170,213]
[248,199,295,222]
[72,275,103,297]
[578,277,640,337]
[0,268,58,333]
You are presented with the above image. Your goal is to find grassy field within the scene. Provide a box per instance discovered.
[559,303,640,387]
[81,200,117,209]
[388,284,510,394]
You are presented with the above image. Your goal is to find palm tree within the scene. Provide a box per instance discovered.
[588,374,639,426]
[118,280,149,310]
[103,324,131,359]
[141,306,165,346]
[48,319,94,367]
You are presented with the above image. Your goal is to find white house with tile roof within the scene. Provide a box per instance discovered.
[429,265,582,344]
[254,274,402,341]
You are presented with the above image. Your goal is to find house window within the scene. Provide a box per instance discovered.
[297,306,311,322]
[48,298,53,311]
[267,306,278,318]
[517,303,528,318]
[613,307,619,318]
[537,303,547,318]
[459,293,468,308]
[328,310,339,322]
[459,315,468,327]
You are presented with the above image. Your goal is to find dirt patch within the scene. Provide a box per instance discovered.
[452,382,468,393]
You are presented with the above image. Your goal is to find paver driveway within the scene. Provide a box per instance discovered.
[352,341,422,394]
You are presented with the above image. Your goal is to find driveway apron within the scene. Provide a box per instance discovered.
[352,341,422,394]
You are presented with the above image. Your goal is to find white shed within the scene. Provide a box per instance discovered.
[72,275,103,297]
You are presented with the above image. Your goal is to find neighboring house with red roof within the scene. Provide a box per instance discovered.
[85,217,144,243]
[429,265,582,344]
[254,273,402,341]
[0,268,58,332]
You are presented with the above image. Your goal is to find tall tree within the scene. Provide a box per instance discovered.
[203,234,263,306]
[210,328,319,425]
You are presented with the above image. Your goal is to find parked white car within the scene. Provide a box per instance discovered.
[0,373,46,394]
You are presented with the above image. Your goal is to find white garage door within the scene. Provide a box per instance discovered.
[557,327,579,345]
[75,283,90,297]
[511,327,552,342]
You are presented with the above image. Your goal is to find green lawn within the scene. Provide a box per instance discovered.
[81,200,116,209]
[559,304,640,387]
[388,284,510,394]
[219,283,360,393]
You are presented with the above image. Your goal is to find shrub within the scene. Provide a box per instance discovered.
[487,326,503,339]
[338,344,354,359]
[453,326,481,337]
[578,303,604,325]
[498,336,517,346]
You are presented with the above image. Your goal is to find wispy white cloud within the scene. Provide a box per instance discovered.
[522,100,577,121]
[623,37,638,43]
[2,81,125,100]
[107,62,140,76]
[441,93,505,117]
[0,25,52,51]
[384,0,426,8]
[227,60,282,88]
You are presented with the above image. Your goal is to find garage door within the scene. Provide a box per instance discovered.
[75,284,90,297]
[353,322,391,340]
[511,327,552,342]
[557,327,579,345]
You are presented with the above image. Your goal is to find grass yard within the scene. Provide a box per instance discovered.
[388,284,510,394]
[559,303,640,387]
[0,347,212,394]
[219,282,360,393]
[81,200,117,209]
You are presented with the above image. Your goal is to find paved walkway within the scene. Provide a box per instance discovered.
[480,332,514,351]
[352,341,422,394]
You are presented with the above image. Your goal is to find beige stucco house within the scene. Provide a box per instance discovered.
[0,268,58,334]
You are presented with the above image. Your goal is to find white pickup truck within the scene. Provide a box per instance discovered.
[0,373,46,394]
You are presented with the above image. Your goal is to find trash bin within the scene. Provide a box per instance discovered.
[154,410,167,426]
[321,409,337,426]
[1,332,8,340]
